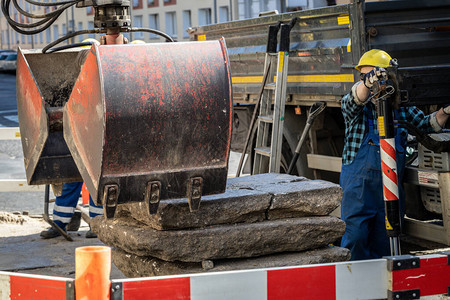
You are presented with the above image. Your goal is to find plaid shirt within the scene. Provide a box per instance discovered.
[341,92,437,165]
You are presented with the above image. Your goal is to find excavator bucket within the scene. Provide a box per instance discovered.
[16,49,83,185]
[64,39,232,218]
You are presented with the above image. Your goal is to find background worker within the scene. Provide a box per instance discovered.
[40,182,103,239]
[340,49,449,260]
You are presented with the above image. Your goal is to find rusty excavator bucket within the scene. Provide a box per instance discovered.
[63,39,232,218]
[16,49,83,185]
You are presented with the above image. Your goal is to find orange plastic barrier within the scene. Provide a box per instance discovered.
[75,246,111,300]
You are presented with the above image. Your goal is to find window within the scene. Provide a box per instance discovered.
[219,6,229,23]
[39,32,43,44]
[147,0,157,7]
[133,16,144,39]
[62,24,67,36]
[148,14,159,39]
[46,28,51,43]
[68,20,74,33]
[78,22,84,42]
[21,33,25,44]
[1,32,4,46]
[165,11,177,38]
[132,0,141,8]
[53,25,59,40]
[198,8,212,26]
[88,21,94,38]
[27,35,32,44]
[182,10,191,38]
[86,6,93,15]
[15,32,19,44]
[163,0,175,5]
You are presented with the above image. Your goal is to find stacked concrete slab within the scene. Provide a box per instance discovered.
[91,173,350,277]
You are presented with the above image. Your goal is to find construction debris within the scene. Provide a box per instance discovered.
[92,173,349,277]
[0,211,25,224]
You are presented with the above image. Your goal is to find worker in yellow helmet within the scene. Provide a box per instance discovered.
[130,39,145,44]
[339,49,449,260]
[82,38,100,46]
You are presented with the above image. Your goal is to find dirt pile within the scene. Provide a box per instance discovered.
[0,212,25,225]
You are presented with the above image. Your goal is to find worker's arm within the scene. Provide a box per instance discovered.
[403,106,448,133]
[341,84,365,125]
[436,107,449,128]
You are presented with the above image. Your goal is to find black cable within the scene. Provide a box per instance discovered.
[45,42,93,53]
[3,10,63,34]
[24,0,81,6]
[128,27,175,42]
[1,0,75,35]
[42,29,100,53]
[11,0,74,19]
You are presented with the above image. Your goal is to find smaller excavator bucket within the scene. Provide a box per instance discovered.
[64,39,232,218]
[16,49,83,185]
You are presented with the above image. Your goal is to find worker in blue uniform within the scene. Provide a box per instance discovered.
[340,49,449,260]
[40,182,103,239]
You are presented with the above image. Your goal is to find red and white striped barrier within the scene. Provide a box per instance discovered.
[0,272,74,300]
[0,254,449,299]
[109,254,450,300]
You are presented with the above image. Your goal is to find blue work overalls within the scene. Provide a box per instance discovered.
[53,182,104,230]
[340,106,406,260]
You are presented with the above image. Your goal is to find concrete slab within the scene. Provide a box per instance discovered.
[112,246,350,277]
[92,216,345,262]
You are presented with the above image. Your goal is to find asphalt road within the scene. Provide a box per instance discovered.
[0,72,18,127]
[0,72,49,215]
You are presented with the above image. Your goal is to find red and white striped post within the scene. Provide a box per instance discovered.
[377,92,402,255]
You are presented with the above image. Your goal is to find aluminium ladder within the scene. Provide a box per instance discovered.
[253,21,297,174]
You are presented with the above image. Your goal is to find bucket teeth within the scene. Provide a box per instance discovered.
[188,177,203,212]
[102,184,119,219]
[145,181,161,215]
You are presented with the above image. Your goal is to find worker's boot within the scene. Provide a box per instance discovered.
[40,227,64,239]
[85,230,97,239]
[66,211,81,231]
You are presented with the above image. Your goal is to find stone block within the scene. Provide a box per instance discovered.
[91,216,345,262]
[112,246,351,278]
[116,173,341,230]
[116,188,270,230]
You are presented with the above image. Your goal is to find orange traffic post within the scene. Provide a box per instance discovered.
[75,246,111,300]
[81,183,89,205]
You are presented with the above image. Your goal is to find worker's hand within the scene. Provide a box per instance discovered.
[444,105,450,115]
[362,67,388,89]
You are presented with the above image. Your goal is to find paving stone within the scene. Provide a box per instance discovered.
[111,246,351,278]
[265,180,342,219]
[115,188,270,230]
[116,174,341,229]
[91,216,345,262]
[226,173,307,190]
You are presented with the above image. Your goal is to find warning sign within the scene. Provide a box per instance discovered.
[418,171,438,185]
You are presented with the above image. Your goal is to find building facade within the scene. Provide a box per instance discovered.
[0,0,237,50]
[0,0,358,50]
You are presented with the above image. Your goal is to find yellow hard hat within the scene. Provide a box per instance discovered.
[130,39,145,44]
[355,49,392,71]
[82,38,100,47]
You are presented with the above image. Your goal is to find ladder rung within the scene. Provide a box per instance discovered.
[264,83,276,90]
[255,146,271,157]
[258,115,273,123]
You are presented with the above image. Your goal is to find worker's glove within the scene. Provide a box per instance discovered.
[362,67,388,89]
